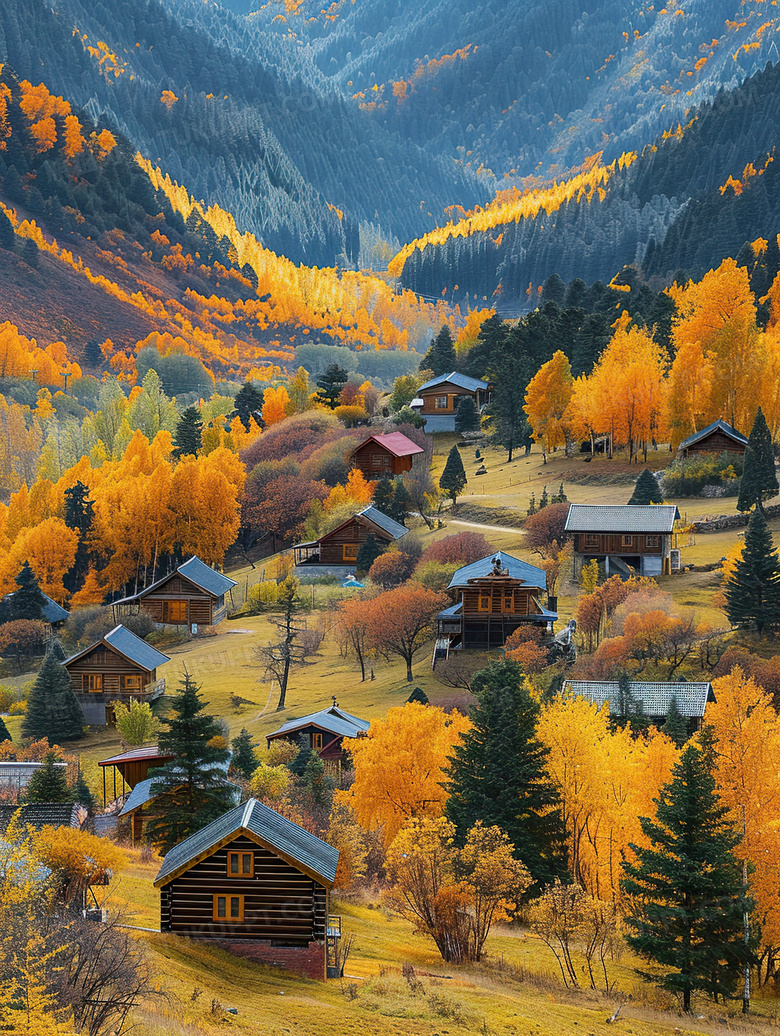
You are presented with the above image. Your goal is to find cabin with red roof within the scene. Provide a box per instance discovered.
[349,432,424,479]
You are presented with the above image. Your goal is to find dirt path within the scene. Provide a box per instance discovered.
[447,518,527,535]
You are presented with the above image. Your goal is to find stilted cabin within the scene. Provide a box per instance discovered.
[563,679,715,733]
[112,556,237,631]
[564,503,681,580]
[2,590,69,638]
[677,419,747,459]
[413,372,491,432]
[154,798,339,980]
[436,551,555,656]
[63,624,169,726]
[265,702,369,761]
[349,432,425,479]
[293,505,408,575]
[97,745,175,806]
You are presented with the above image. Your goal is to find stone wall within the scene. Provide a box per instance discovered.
[691,503,780,533]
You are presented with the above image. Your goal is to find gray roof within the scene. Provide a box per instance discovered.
[0,803,82,832]
[678,419,748,452]
[154,798,339,888]
[563,680,715,719]
[565,504,680,534]
[177,556,237,597]
[267,705,370,742]
[3,591,69,625]
[358,506,409,541]
[447,551,547,591]
[65,624,168,672]
[418,371,489,393]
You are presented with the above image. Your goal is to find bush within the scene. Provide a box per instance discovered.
[661,452,744,498]
[524,502,571,553]
[113,699,160,746]
[421,532,493,566]
[239,411,341,467]
[80,608,154,648]
[299,435,360,486]
[414,560,460,591]
[369,552,416,589]
[0,686,15,713]
[246,581,281,613]
[9,701,27,715]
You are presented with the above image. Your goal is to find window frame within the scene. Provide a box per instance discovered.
[82,673,103,693]
[477,593,491,612]
[583,533,599,549]
[621,535,634,548]
[213,893,244,923]
[342,544,359,561]
[227,852,254,879]
[645,534,661,548]
[311,732,323,750]
[434,395,449,410]
[120,673,142,692]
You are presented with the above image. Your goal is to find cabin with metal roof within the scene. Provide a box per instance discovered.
[293,505,408,574]
[112,556,237,630]
[97,745,175,806]
[266,701,369,761]
[677,419,747,459]
[63,624,169,726]
[564,503,681,580]
[436,551,554,656]
[1,590,69,635]
[154,798,339,979]
[414,372,491,432]
[118,771,241,843]
[563,679,715,732]
[349,431,425,479]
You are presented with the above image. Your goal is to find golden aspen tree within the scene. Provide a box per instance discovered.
[524,350,574,461]
[11,517,78,601]
[262,385,290,426]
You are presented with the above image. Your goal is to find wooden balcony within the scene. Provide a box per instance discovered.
[142,678,166,700]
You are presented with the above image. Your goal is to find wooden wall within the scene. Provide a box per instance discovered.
[139,575,216,626]
[682,433,746,456]
[319,519,391,565]
[160,834,328,945]
[461,584,536,617]
[572,533,669,555]
[65,647,154,702]
[351,443,410,477]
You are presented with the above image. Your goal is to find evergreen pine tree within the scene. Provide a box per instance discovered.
[146,673,235,853]
[661,694,688,749]
[446,658,568,890]
[10,562,47,620]
[356,534,385,574]
[316,364,350,409]
[407,687,429,705]
[612,671,650,734]
[0,716,11,743]
[622,743,754,1012]
[420,326,457,377]
[71,770,95,811]
[724,509,780,634]
[64,481,95,591]
[172,406,203,458]
[0,207,15,251]
[230,727,258,780]
[439,445,468,505]
[24,750,71,803]
[737,407,778,514]
[628,469,664,505]
[233,381,264,432]
[289,733,314,776]
[21,643,84,743]
[454,395,480,432]
[372,477,410,525]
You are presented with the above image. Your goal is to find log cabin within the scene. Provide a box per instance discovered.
[293,505,408,574]
[63,624,169,726]
[117,769,241,844]
[154,798,339,980]
[265,702,369,761]
[436,551,555,655]
[677,419,747,458]
[564,503,681,580]
[112,556,237,631]
[563,679,715,733]
[349,431,425,479]
[413,372,491,432]
[1,590,69,638]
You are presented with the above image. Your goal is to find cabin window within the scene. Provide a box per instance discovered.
[343,544,359,561]
[621,535,633,548]
[82,674,102,693]
[213,894,244,923]
[434,395,448,409]
[584,534,599,548]
[502,593,515,612]
[477,593,491,612]
[645,535,661,548]
[227,852,254,878]
[311,733,323,750]
[163,600,188,623]
[121,674,142,692]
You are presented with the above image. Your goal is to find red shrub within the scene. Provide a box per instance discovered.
[421,532,494,566]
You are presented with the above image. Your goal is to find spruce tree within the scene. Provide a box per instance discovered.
[446,658,568,890]
[0,716,11,744]
[172,406,203,458]
[737,407,778,515]
[21,643,84,743]
[230,728,258,780]
[356,534,385,574]
[71,770,96,811]
[724,509,780,634]
[372,477,410,525]
[147,673,235,853]
[0,207,15,251]
[420,325,457,377]
[10,562,47,620]
[64,481,95,591]
[661,694,688,749]
[233,381,264,432]
[628,469,664,505]
[439,445,468,505]
[454,395,480,433]
[407,687,429,705]
[316,363,350,409]
[622,743,754,1012]
[24,750,70,803]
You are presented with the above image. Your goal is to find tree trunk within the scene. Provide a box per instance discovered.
[406,656,413,682]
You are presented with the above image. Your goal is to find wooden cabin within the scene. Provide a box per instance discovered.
[266,702,369,761]
[437,551,555,653]
[349,432,425,479]
[64,624,169,727]
[293,505,408,573]
[563,679,715,733]
[154,798,339,980]
[414,372,491,432]
[97,745,175,806]
[112,556,237,630]
[564,503,680,580]
[2,590,69,638]
[117,769,241,843]
[677,419,747,458]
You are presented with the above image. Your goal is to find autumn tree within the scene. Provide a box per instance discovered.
[737,407,778,515]
[113,699,160,746]
[421,532,493,566]
[524,350,574,461]
[364,583,447,681]
[368,550,416,589]
[338,595,372,681]
[439,445,467,504]
[258,575,306,711]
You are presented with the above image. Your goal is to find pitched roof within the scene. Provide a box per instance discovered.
[447,551,548,591]
[176,556,238,597]
[2,591,69,624]
[154,798,339,888]
[0,803,82,833]
[564,503,680,534]
[418,372,489,393]
[64,624,169,672]
[678,419,748,452]
[267,705,370,742]
[353,432,425,459]
[563,680,715,718]
[358,506,409,540]
[98,746,175,768]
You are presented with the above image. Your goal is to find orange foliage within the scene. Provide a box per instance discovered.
[160,90,179,110]
[262,385,290,427]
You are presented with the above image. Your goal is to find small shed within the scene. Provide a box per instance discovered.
[350,432,424,479]
[97,745,175,805]
[563,679,715,732]
[565,503,680,579]
[64,624,169,726]
[293,505,408,573]
[677,419,747,458]
[154,798,339,979]
[416,372,491,432]
[266,702,369,760]
[112,556,237,630]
